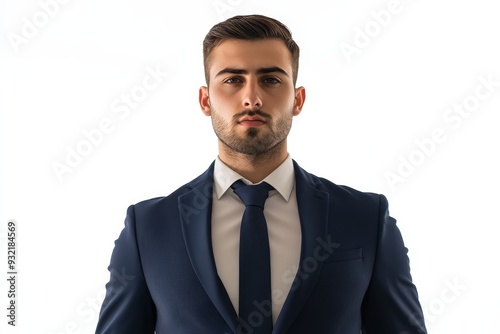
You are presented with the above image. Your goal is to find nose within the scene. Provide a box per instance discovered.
[242,79,262,109]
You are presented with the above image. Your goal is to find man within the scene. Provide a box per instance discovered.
[95,14,427,334]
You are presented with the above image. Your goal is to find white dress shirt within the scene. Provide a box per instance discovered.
[211,154,302,324]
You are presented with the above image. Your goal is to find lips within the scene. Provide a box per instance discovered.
[238,116,266,127]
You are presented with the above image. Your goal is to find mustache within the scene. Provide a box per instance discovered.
[232,109,272,121]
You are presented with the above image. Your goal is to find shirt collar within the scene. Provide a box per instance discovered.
[213,154,295,202]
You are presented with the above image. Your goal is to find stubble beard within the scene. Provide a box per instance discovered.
[210,107,293,157]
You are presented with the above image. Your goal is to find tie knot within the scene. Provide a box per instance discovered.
[231,180,273,209]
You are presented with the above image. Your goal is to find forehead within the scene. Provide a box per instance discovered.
[208,38,292,76]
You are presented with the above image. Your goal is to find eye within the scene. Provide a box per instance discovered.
[262,77,281,85]
[223,77,242,84]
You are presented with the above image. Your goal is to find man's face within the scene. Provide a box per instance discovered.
[199,38,305,156]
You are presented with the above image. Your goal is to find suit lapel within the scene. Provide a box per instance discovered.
[178,162,239,333]
[273,161,330,334]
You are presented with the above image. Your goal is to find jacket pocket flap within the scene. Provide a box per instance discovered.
[324,248,363,263]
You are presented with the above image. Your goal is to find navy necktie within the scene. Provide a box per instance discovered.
[231,180,274,334]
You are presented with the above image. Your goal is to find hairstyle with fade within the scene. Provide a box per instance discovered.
[202,14,300,86]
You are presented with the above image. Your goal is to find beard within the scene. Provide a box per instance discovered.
[210,107,293,156]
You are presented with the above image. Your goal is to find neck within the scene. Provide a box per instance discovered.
[218,141,288,183]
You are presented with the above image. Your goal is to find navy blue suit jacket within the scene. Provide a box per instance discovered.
[95,160,427,333]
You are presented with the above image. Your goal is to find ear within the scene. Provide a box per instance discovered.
[293,86,306,116]
[199,86,211,116]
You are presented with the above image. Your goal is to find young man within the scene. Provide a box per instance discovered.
[95,15,427,334]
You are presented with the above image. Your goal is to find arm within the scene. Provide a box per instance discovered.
[95,205,156,334]
[361,195,427,334]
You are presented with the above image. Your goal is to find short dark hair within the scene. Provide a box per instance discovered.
[202,14,300,85]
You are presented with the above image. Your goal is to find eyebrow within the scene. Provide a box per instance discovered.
[215,66,290,78]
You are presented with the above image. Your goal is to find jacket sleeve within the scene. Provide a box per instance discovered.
[95,205,156,334]
[361,195,427,334]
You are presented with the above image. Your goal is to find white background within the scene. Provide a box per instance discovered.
[1,0,499,333]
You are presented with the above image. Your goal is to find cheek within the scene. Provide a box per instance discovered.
[267,89,295,106]
[209,89,239,110]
